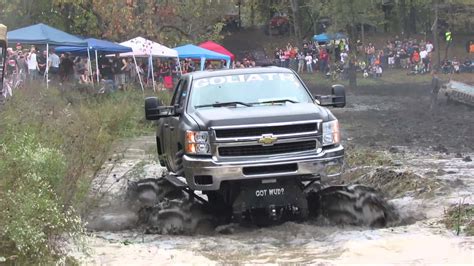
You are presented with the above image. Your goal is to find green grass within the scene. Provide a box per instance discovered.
[0,85,157,263]
[443,203,474,236]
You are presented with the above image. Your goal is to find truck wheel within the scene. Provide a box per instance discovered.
[128,178,215,234]
[320,185,396,227]
[127,178,185,208]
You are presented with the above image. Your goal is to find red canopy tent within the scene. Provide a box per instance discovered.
[199,40,235,61]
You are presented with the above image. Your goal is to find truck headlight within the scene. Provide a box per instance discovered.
[322,120,340,146]
[185,131,211,155]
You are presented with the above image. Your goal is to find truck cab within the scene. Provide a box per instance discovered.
[145,67,346,221]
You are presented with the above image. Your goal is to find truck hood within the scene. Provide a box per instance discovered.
[189,103,330,129]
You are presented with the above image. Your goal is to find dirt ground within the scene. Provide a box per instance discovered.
[309,81,474,152]
[71,81,474,264]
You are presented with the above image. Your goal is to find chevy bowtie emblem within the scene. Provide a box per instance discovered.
[258,134,277,145]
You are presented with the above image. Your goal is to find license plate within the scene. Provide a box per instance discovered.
[255,187,285,197]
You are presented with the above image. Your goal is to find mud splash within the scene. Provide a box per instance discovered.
[75,82,474,264]
[71,135,474,264]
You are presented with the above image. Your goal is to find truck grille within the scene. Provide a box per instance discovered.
[215,123,317,138]
[218,140,316,157]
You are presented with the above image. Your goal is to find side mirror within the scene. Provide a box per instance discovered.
[145,97,161,120]
[331,84,346,108]
[314,84,346,108]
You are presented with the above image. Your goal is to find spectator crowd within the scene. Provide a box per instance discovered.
[3,43,203,93]
[3,36,473,96]
[232,36,473,79]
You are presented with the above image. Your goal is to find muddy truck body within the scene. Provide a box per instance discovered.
[140,67,392,229]
[442,80,474,107]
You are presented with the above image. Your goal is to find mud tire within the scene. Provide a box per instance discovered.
[320,184,395,227]
[127,178,215,235]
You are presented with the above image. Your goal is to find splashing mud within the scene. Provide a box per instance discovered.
[72,84,474,264]
[71,135,474,265]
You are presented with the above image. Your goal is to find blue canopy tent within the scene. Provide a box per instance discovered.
[173,44,231,71]
[55,38,132,54]
[7,23,87,87]
[313,32,347,43]
[7,23,87,46]
[54,38,140,89]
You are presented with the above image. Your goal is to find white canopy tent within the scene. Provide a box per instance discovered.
[119,37,179,90]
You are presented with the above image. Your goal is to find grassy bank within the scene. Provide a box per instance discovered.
[0,86,167,263]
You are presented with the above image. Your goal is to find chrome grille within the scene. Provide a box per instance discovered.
[215,123,317,138]
[218,140,317,157]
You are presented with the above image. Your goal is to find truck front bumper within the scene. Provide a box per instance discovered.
[183,145,344,191]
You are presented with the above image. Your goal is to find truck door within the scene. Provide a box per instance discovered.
[167,78,189,172]
[162,79,182,169]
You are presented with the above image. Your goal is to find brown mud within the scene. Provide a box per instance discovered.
[71,82,474,264]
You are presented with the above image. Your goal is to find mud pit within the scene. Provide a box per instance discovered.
[75,84,473,264]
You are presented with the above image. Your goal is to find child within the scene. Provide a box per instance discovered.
[376,65,383,77]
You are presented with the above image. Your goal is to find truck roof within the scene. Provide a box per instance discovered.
[186,66,293,79]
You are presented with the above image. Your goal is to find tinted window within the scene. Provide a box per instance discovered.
[189,72,312,109]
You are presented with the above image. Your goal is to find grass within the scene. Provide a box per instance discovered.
[443,203,474,236]
[0,85,161,263]
[344,145,394,168]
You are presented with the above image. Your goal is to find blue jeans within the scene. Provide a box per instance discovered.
[29,69,38,81]
[306,63,313,72]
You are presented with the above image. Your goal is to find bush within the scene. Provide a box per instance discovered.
[0,86,155,262]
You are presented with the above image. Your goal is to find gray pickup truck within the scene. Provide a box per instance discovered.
[141,67,389,227]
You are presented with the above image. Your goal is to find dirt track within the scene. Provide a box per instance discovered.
[73,82,474,264]
[310,82,474,152]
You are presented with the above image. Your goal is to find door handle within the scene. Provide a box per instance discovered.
[169,126,175,131]
[164,123,169,127]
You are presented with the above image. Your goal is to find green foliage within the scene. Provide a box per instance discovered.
[0,86,153,262]
[443,203,474,236]
[0,130,83,260]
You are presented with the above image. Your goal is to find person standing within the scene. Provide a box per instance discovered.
[48,49,60,81]
[59,53,74,84]
[419,47,429,73]
[26,46,38,81]
[429,69,441,111]
[297,51,305,73]
[37,50,48,78]
[305,53,313,73]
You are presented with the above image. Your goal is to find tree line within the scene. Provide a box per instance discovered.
[1,0,472,46]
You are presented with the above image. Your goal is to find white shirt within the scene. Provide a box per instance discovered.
[27,52,38,70]
[376,66,383,74]
[48,53,60,68]
[426,43,433,53]
[420,50,428,59]
[340,52,348,63]
[305,55,313,64]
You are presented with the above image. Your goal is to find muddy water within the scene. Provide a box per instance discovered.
[76,85,474,264]
[75,135,474,265]
[81,222,472,265]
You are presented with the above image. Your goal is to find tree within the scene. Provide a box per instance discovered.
[2,0,233,46]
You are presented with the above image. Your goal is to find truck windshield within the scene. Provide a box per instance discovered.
[189,72,313,109]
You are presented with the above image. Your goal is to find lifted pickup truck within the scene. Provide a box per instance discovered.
[133,67,392,232]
